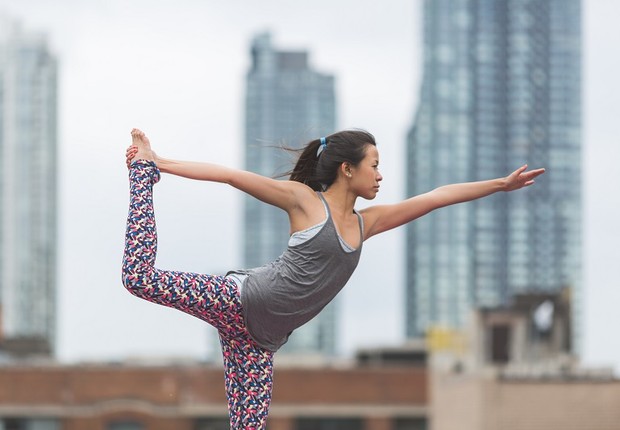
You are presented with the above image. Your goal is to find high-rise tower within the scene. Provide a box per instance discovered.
[0,16,58,357]
[405,0,581,350]
[244,33,337,355]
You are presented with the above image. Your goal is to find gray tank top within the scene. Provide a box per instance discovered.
[228,193,364,351]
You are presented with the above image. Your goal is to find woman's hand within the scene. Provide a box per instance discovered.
[125,145,138,168]
[125,145,158,168]
[503,165,546,192]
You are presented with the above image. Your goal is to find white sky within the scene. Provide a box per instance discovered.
[1,0,618,372]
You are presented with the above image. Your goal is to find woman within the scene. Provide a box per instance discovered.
[122,128,544,429]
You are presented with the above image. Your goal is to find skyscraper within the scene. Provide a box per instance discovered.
[244,32,337,356]
[405,0,581,350]
[0,16,58,357]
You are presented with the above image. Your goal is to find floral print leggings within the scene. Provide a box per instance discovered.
[122,160,274,429]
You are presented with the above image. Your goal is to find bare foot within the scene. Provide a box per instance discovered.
[130,128,155,162]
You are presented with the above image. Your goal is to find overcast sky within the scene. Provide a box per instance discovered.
[2,0,618,372]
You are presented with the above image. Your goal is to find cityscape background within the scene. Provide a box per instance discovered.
[1,0,618,374]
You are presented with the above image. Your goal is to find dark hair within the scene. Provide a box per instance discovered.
[288,129,376,191]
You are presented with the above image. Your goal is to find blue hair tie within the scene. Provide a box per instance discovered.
[317,137,327,157]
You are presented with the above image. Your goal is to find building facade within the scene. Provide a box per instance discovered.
[430,290,618,430]
[243,33,337,355]
[432,371,620,430]
[405,0,581,350]
[0,362,428,430]
[0,16,58,357]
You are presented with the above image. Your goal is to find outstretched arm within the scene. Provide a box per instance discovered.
[362,165,545,239]
[126,145,308,212]
[162,157,309,210]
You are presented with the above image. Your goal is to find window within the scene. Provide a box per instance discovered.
[106,422,143,430]
[490,324,511,364]
[393,417,428,430]
[1,419,61,430]
[194,418,230,430]
[295,418,362,430]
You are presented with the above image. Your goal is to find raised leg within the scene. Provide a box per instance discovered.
[122,130,276,429]
[121,158,242,333]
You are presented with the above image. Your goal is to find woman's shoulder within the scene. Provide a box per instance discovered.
[287,180,322,204]
[287,185,327,230]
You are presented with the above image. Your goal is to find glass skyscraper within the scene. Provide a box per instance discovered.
[0,17,58,357]
[244,33,337,356]
[405,0,581,350]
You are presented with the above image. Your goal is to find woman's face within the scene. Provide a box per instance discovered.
[349,144,383,199]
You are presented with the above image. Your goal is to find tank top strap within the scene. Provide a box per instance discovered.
[353,209,365,244]
[317,192,365,246]
[316,192,331,218]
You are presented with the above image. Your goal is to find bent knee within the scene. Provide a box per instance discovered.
[121,271,141,293]
[121,263,151,293]
[121,255,168,305]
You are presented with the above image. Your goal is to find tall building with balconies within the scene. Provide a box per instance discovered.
[244,32,337,356]
[405,0,581,351]
[0,16,58,358]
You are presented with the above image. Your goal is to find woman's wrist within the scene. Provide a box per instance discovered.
[155,156,171,173]
[498,176,509,192]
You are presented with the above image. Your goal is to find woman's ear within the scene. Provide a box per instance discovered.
[341,162,353,178]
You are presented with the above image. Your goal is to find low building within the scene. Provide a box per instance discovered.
[429,289,620,430]
[0,358,428,430]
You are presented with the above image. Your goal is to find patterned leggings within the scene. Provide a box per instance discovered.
[122,160,274,429]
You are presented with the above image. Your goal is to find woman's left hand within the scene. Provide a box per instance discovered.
[504,165,546,191]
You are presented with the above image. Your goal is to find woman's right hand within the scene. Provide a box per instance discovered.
[126,145,138,168]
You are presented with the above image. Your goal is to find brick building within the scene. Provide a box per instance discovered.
[0,360,428,430]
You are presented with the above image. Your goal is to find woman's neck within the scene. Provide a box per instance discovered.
[322,183,357,216]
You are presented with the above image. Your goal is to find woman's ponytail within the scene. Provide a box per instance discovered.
[289,138,323,190]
